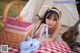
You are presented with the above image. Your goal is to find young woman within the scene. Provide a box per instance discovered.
[33,7,61,42]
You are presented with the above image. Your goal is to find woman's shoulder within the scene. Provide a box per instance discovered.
[57,21,61,26]
[56,21,61,30]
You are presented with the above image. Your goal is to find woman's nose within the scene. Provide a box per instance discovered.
[50,20,53,24]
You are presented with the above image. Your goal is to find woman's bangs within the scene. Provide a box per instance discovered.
[46,12,53,19]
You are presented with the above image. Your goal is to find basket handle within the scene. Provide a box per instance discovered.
[2,2,21,23]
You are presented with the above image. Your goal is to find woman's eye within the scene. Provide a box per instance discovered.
[48,18,51,20]
[54,19,57,21]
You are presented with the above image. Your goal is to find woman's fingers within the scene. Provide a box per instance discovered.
[40,37,46,43]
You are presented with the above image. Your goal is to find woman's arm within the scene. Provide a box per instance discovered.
[33,20,42,38]
[51,21,61,41]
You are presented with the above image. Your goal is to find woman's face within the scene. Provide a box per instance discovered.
[46,15,57,28]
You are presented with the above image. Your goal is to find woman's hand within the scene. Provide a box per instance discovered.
[40,37,53,43]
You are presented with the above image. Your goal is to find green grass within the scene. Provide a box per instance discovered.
[0,1,27,17]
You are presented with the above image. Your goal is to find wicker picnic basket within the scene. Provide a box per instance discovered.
[0,2,33,47]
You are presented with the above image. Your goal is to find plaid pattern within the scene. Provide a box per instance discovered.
[32,41,75,53]
[0,41,80,53]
